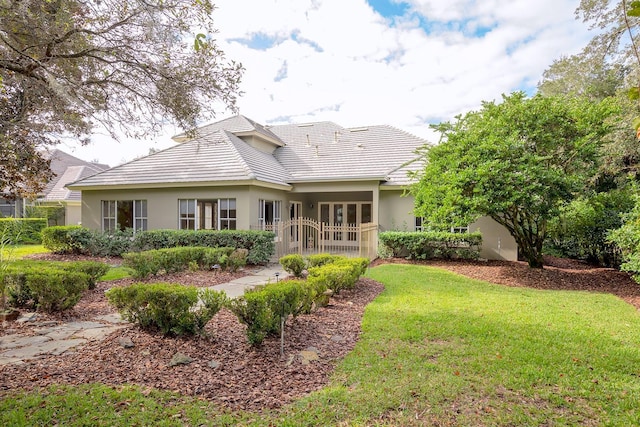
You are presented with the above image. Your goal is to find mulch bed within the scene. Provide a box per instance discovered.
[0,259,383,410]
[1,254,639,411]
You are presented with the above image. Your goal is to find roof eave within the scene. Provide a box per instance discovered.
[67,179,292,192]
[288,176,386,184]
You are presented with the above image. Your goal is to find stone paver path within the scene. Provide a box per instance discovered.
[0,317,128,366]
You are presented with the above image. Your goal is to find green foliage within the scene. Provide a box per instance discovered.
[1,0,242,200]
[608,195,640,281]
[63,261,110,290]
[42,226,92,254]
[3,265,89,312]
[0,218,47,244]
[379,231,482,260]
[412,92,619,268]
[305,253,343,268]
[228,248,248,272]
[279,254,306,277]
[106,283,227,336]
[306,257,369,294]
[546,189,634,267]
[24,271,88,312]
[2,259,108,310]
[122,246,236,279]
[227,280,311,345]
[46,227,134,257]
[131,229,275,265]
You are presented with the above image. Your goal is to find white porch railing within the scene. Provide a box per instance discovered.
[251,218,378,260]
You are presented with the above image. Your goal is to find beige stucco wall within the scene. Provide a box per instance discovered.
[379,189,415,232]
[81,186,261,230]
[65,204,82,226]
[469,216,518,261]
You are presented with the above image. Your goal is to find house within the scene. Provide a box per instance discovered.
[1,149,109,225]
[67,115,517,261]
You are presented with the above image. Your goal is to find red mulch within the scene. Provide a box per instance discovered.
[1,254,639,411]
[0,259,383,410]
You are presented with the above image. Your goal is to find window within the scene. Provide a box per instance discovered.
[179,199,196,230]
[134,200,148,231]
[258,199,281,229]
[180,198,236,230]
[415,217,425,232]
[220,198,237,230]
[102,201,116,231]
[102,200,147,232]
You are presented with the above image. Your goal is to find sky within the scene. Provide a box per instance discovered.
[62,0,596,166]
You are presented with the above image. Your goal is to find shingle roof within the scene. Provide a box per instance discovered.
[269,122,425,182]
[40,149,108,202]
[69,115,427,189]
[69,130,291,188]
[174,115,284,146]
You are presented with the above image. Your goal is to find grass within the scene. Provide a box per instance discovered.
[2,264,640,426]
[0,244,49,260]
[99,266,132,281]
[0,244,130,281]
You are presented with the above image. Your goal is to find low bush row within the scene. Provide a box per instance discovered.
[41,226,275,264]
[104,254,370,343]
[224,255,370,345]
[378,231,482,260]
[1,260,109,312]
[106,283,227,336]
[121,246,247,279]
[0,218,48,245]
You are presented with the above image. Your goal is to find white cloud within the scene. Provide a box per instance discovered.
[70,0,596,166]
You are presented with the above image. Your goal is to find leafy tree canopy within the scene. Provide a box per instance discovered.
[411,92,620,268]
[0,0,243,199]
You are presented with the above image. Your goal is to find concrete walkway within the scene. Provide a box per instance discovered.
[0,264,290,366]
[208,263,291,298]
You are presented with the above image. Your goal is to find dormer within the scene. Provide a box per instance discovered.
[172,115,285,154]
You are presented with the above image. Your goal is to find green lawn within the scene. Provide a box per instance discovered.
[2,264,640,426]
[0,244,49,260]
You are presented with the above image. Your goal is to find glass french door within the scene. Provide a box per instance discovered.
[318,202,372,243]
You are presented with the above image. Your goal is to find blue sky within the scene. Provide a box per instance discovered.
[66,0,596,165]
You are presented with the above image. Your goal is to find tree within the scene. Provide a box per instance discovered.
[0,0,243,199]
[411,92,619,268]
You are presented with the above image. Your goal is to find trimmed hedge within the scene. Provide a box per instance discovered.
[6,260,109,290]
[106,283,227,336]
[307,257,369,294]
[41,226,133,256]
[2,265,91,312]
[378,231,482,260]
[131,229,275,265]
[227,279,314,345]
[0,218,47,244]
[279,254,306,277]
[230,255,370,345]
[42,227,275,264]
[306,253,343,268]
[122,246,242,279]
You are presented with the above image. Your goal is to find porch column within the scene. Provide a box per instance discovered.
[372,187,379,225]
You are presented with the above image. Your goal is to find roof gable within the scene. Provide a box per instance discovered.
[69,130,291,188]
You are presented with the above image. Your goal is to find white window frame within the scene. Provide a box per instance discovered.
[179,199,197,230]
[219,198,237,230]
[258,199,282,229]
[102,200,147,233]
